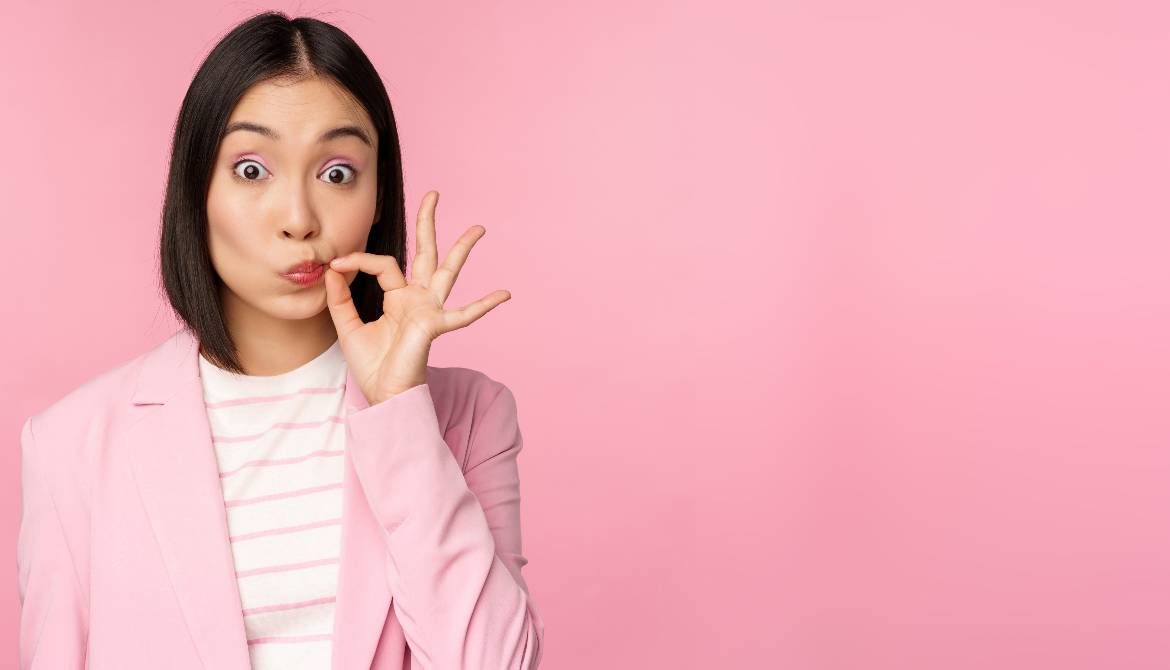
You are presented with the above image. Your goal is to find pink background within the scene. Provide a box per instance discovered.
[3,1,1169,667]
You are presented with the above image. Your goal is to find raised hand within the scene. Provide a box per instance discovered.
[323,190,511,405]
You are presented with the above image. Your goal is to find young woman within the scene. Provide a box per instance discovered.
[16,11,544,670]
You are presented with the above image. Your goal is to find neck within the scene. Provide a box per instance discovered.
[221,293,338,376]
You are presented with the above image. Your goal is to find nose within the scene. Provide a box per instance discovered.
[278,179,321,241]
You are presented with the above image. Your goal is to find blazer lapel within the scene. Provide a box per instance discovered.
[128,328,394,670]
[127,328,252,669]
[332,368,394,668]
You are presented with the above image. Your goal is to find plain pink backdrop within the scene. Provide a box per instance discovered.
[2,1,1169,668]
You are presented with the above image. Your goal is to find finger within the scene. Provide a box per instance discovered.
[430,225,486,303]
[324,268,363,338]
[328,252,407,292]
[439,289,511,333]
[411,191,439,285]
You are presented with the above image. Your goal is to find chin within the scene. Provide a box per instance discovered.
[271,290,329,320]
[223,277,329,322]
[234,286,326,323]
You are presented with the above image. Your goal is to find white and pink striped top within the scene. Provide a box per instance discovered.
[197,339,349,669]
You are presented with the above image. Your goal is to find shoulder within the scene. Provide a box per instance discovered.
[425,363,518,417]
[423,364,523,469]
[18,340,159,512]
[24,342,155,458]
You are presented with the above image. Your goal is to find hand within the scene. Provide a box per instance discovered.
[323,190,512,405]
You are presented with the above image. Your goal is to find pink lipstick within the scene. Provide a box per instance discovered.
[281,261,326,286]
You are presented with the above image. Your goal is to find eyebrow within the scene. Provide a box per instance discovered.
[222,121,373,147]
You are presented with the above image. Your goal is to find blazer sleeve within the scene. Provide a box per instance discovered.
[16,416,89,669]
[345,381,545,669]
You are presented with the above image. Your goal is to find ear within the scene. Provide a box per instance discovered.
[374,184,384,224]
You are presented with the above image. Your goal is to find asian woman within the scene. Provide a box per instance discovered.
[16,11,544,670]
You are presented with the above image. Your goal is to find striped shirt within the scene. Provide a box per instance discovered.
[197,339,348,669]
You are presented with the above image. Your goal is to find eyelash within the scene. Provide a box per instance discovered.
[230,159,359,186]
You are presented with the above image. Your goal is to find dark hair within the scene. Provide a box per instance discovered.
[159,11,405,374]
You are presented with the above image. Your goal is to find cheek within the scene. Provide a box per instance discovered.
[206,181,266,278]
[336,210,375,249]
[321,187,378,251]
[207,221,254,272]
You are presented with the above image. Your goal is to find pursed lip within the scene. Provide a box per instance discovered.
[282,260,327,275]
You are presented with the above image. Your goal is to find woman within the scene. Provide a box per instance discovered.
[16,11,544,670]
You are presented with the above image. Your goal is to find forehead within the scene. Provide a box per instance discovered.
[225,76,375,143]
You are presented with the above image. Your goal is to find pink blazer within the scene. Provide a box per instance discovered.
[16,327,545,669]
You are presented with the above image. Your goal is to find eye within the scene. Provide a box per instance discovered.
[320,164,356,185]
[232,159,270,182]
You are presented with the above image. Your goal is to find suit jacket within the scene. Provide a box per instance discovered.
[16,327,545,669]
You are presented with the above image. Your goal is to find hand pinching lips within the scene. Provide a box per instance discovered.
[324,190,512,405]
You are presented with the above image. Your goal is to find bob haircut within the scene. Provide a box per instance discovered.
[159,11,405,374]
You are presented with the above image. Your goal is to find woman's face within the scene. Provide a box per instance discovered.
[206,75,379,327]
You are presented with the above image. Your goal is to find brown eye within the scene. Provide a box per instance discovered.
[232,159,269,181]
[320,164,356,185]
